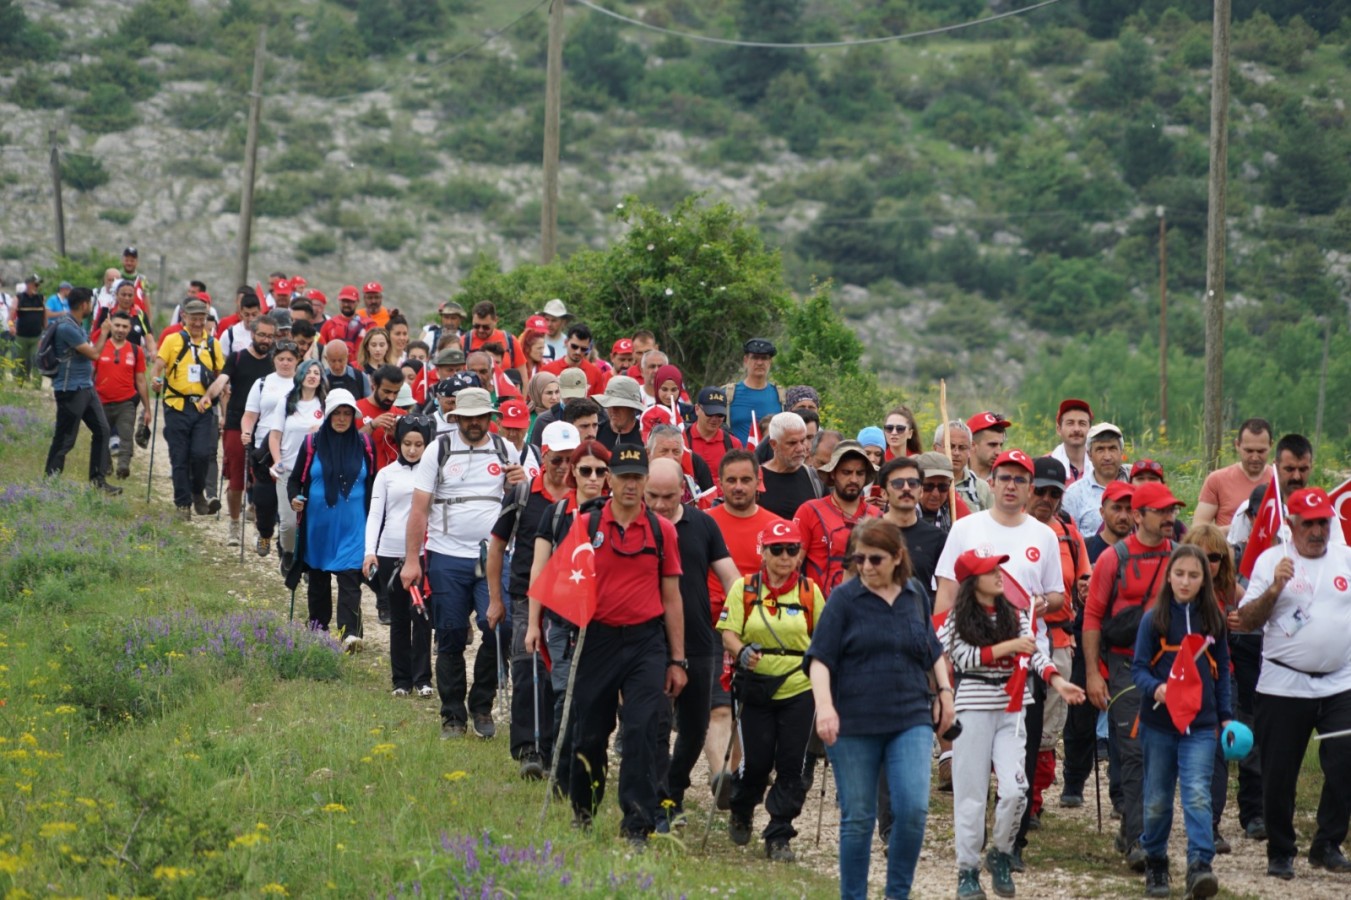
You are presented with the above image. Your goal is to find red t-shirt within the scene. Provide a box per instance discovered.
[592,502,682,626]
[216,313,240,337]
[794,496,882,597]
[94,341,145,404]
[706,505,785,623]
[687,427,742,484]
[1083,532,1173,655]
[541,358,607,396]
[355,397,406,472]
[465,328,525,370]
[320,315,366,358]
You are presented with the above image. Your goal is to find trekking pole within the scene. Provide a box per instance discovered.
[215,457,225,519]
[495,625,508,721]
[700,697,741,852]
[288,583,297,622]
[145,394,160,504]
[239,459,249,564]
[1093,741,1103,833]
[529,651,544,777]
[541,625,587,825]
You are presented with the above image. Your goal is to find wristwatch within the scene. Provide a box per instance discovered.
[666,659,689,671]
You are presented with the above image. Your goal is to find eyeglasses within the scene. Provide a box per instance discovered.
[994,474,1030,486]
[1205,552,1225,564]
[577,466,608,478]
[1033,485,1064,498]
[921,482,949,493]
[568,342,591,353]
[851,553,889,568]
[888,477,922,490]
[766,544,802,557]
[884,424,910,434]
[546,455,570,466]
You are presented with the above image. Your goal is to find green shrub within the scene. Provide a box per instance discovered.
[352,138,438,178]
[116,0,209,49]
[297,233,338,257]
[267,144,326,173]
[73,84,138,133]
[166,91,242,130]
[1023,26,1089,66]
[372,221,417,251]
[165,156,223,179]
[424,176,507,214]
[69,58,160,102]
[62,154,109,191]
[99,209,135,225]
[9,69,64,109]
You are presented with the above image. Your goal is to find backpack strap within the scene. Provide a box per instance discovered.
[585,505,665,591]
[1150,640,1219,679]
[805,465,823,499]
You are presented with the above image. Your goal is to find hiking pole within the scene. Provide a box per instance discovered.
[526,651,545,779]
[145,394,160,504]
[700,696,741,852]
[804,711,831,847]
[1094,740,1103,833]
[239,459,249,564]
[495,625,507,722]
[541,625,587,825]
[288,583,297,622]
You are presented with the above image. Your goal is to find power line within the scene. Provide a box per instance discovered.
[572,0,1069,49]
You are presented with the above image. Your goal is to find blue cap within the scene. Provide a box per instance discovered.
[1221,721,1254,761]
[856,426,885,449]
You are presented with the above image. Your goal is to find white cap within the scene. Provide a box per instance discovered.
[325,388,358,417]
[541,420,582,453]
[541,298,569,318]
[1087,422,1123,442]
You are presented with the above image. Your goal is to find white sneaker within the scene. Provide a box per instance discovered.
[416,684,435,698]
[392,687,411,698]
[227,519,241,547]
[343,635,363,653]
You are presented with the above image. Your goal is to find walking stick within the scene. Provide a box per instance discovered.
[700,696,742,851]
[541,625,587,825]
[815,756,831,846]
[495,625,508,722]
[288,583,297,622]
[239,457,249,563]
[939,379,957,522]
[1094,739,1103,833]
[145,394,160,504]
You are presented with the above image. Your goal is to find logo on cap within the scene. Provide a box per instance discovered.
[363,281,382,293]
[769,521,792,538]
[620,448,641,463]
[1026,547,1041,562]
[705,390,726,404]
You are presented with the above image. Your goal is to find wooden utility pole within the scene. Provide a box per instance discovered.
[1157,206,1168,440]
[49,129,65,257]
[234,26,267,292]
[1202,0,1231,468]
[540,0,565,264]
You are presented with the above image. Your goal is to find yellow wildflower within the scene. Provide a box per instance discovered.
[38,822,77,839]
[261,884,289,896]
[53,706,76,715]
[443,771,468,782]
[152,865,195,880]
[370,743,396,756]
[321,803,347,814]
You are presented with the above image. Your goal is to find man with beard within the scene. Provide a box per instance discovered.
[359,281,390,330]
[757,412,822,521]
[795,440,879,597]
[934,420,991,514]
[965,411,1010,486]
[356,365,407,472]
[596,376,645,450]
[319,285,367,358]
[209,314,277,544]
[878,455,946,593]
[541,323,607,397]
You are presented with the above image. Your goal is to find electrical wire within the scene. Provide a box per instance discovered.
[571,0,1069,49]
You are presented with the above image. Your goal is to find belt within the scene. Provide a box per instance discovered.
[589,616,664,634]
[759,647,805,657]
[433,495,500,505]
[1267,657,1339,679]
[960,672,1011,686]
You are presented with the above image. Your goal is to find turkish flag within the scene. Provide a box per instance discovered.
[1239,467,1283,578]
[1165,633,1209,733]
[1005,653,1031,713]
[133,276,149,316]
[999,566,1039,636]
[746,415,761,451]
[527,518,597,627]
[1328,477,1351,546]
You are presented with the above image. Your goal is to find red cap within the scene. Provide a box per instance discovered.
[498,397,530,429]
[1287,487,1335,520]
[1129,458,1165,482]
[1102,481,1135,505]
[197,291,212,304]
[612,338,634,355]
[306,289,327,306]
[274,279,292,294]
[967,411,1012,434]
[955,551,1010,584]
[525,314,549,333]
[1131,482,1185,511]
[363,281,383,294]
[992,449,1035,476]
[337,285,360,302]
[1057,398,1092,422]
[758,520,802,547]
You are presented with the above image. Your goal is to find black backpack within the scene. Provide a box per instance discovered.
[36,318,69,378]
[1100,539,1173,648]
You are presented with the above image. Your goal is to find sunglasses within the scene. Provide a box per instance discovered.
[576,466,608,478]
[766,544,802,557]
[994,474,1030,486]
[884,424,910,434]
[568,342,591,353]
[402,414,433,429]
[1205,552,1225,564]
[1033,485,1064,498]
[546,455,570,466]
[921,482,949,493]
[889,477,922,490]
[851,553,890,568]
[274,341,298,353]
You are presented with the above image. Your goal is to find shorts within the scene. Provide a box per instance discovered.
[710,652,732,709]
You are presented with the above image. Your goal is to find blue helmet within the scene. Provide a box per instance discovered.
[1221,721,1254,761]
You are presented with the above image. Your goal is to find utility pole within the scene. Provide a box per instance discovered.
[1157,206,1167,440]
[234,26,267,292]
[49,129,65,257]
[1314,318,1330,453]
[540,0,565,264]
[1202,0,1231,469]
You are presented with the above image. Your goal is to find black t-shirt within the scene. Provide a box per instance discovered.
[597,419,643,451]
[324,366,368,400]
[673,505,731,658]
[759,466,820,521]
[1086,533,1112,565]
[222,349,274,431]
[93,305,154,348]
[15,292,46,337]
[899,517,947,599]
[490,483,565,597]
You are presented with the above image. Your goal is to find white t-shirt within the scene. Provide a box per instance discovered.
[222,321,253,357]
[1242,543,1351,698]
[937,511,1064,662]
[366,462,418,558]
[1228,501,1346,548]
[413,431,509,558]
[264,397,323,470]
[247,373,295,449]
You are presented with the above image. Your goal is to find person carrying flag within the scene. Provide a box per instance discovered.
[1130,544,1231,899]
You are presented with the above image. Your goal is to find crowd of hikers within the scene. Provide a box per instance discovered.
[10,257,1351,900]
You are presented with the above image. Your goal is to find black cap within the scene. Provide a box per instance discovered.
[697,386,728,415]
[743,338,776,357]
[1033,456,1067,490]
[434,371,480,397]
[610,445,649,476]
[122,246,138,257]
[1246,484,1268,517]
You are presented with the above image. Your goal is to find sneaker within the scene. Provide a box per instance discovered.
[440,720,467,740]
[1145,857,1170,897]
[176,505,192,521]
[1245,817,1267,841]
[1213,827,1231,855]
[255,535,271,557]
[711,769,733,811]
[984,848,1015,898]
[1059,791,1084,809]
[1009,845,1025,874]
[654,814,670,835]
[1266,856,1295,880]
[957,868,987,900]
[765,839,795,862]
[937,755,953,792]
[519,752,545,781]
[377,601,391,626]
[416,684,435,698]
[1027,812,1041,831]
[206,496,221,514]
[227,519,241,547]
[472,713,496,739]
[93,479,123,496]
[1309,845,1351,872]
[343,635,363,653]
[391,687,411,698]
[1127,843,1148,873]
[728,815,752,846]
[193,493,211,515]
[1184,860,1218,898]
[1111,804,1123,820]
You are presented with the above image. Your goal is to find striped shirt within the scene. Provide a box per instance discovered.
[939,608,1058,712]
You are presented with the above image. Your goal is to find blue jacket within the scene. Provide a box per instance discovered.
[1132,599,1232,735]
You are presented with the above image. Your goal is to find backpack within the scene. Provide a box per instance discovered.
[722,381,787,410]
[798,500,874,595]
[1101,538,1174,648]
[163,330,219,400]
[36,318,67,378]
[584,503,665,589]
[738,572,817,648]
[429,431,513,528]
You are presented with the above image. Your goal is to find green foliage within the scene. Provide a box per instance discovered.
[797,173,931,286]
[297,232,338,257]
[0,0,59,64]
[423,176,507,215]
[775,285,865,379]
[1266,108,1350,215]
[69,58,160,102]
[371,221,417,251]
[267,144,326,174]
[8,70,65,109]
[352,137,438,178]
[61,154,109,192]
[299,9,375,97]
[99,209,135,225]
[36,251,122,294]
[716,0,815,106]
[253,175,345,217]
[116,0,210,50]
[357,0,456,54]
[73,84,138,133]
[564,13,645,104]
[165,90,242,130]
[1233,11,1320,71]
[1023,26,1089,66]
[1015,255,1127,332]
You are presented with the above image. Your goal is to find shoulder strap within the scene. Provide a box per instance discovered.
[550,498,570,545]
[805,465,823,499]
[503,480,531,546]
[723,382,736,406]
[489,432,510,466]
[776,384,786,406]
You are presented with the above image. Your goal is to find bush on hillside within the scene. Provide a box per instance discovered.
[74,84,138,133]
[62,154,109,192]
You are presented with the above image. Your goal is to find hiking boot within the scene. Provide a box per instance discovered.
[193,492,211,515]
[1127,842,1148,873]
[116,464,131,480]
[255,535,271,557]
[1245,817,1267,841]
[728,815,751,846]
[711,769,733,811]
[440,720,466,740]
[1059,791,1084,809]
[1184,860,1218,899]
[1213,827,1231,855]
[1266,856,1295,880]
[519,752,545,781]
[377,597,391,626]
[937,755,953,792]
[176,505,192,521]
[1144,856,1170,897]
[342,634,363,653]
[93,479,123,496]
[1027,812,1041,831]
[472,713,496,739]
[1009,845,1025,873]
[984,848,1015,898]
[227,518,241,546]
[206,495,221,514]
[957,867,987,900]
[765,838,795,862]
[1309,845,1351,872]
[279,551,294,577]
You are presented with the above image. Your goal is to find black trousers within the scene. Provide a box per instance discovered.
[1254,688,1351,861]
[1229,634,1264,827]
[249,452,278,539]
[162,403,214,509]
[307,569,362,636]
[380,556,431,690]
[655,653,717,811]
[1063,645,1098,795]
[568,618,668,837]
[509,593,554,760]
[46,387,110,481]
[732,689,815,842]
[1015,675,1046,849]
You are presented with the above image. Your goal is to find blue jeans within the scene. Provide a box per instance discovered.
[827,725,932,900]
[427,551,498,725]
[1140,722,1217,865]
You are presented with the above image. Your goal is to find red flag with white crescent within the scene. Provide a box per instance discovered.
[746,415,761,451]
[133,276,149,316]
[1005,653,1030,713]
[1239,466,1283,579]
[1165,633,1209,733]
[999,565,1040,636]
[527,517,597,627]
[1328,477,1351,547]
